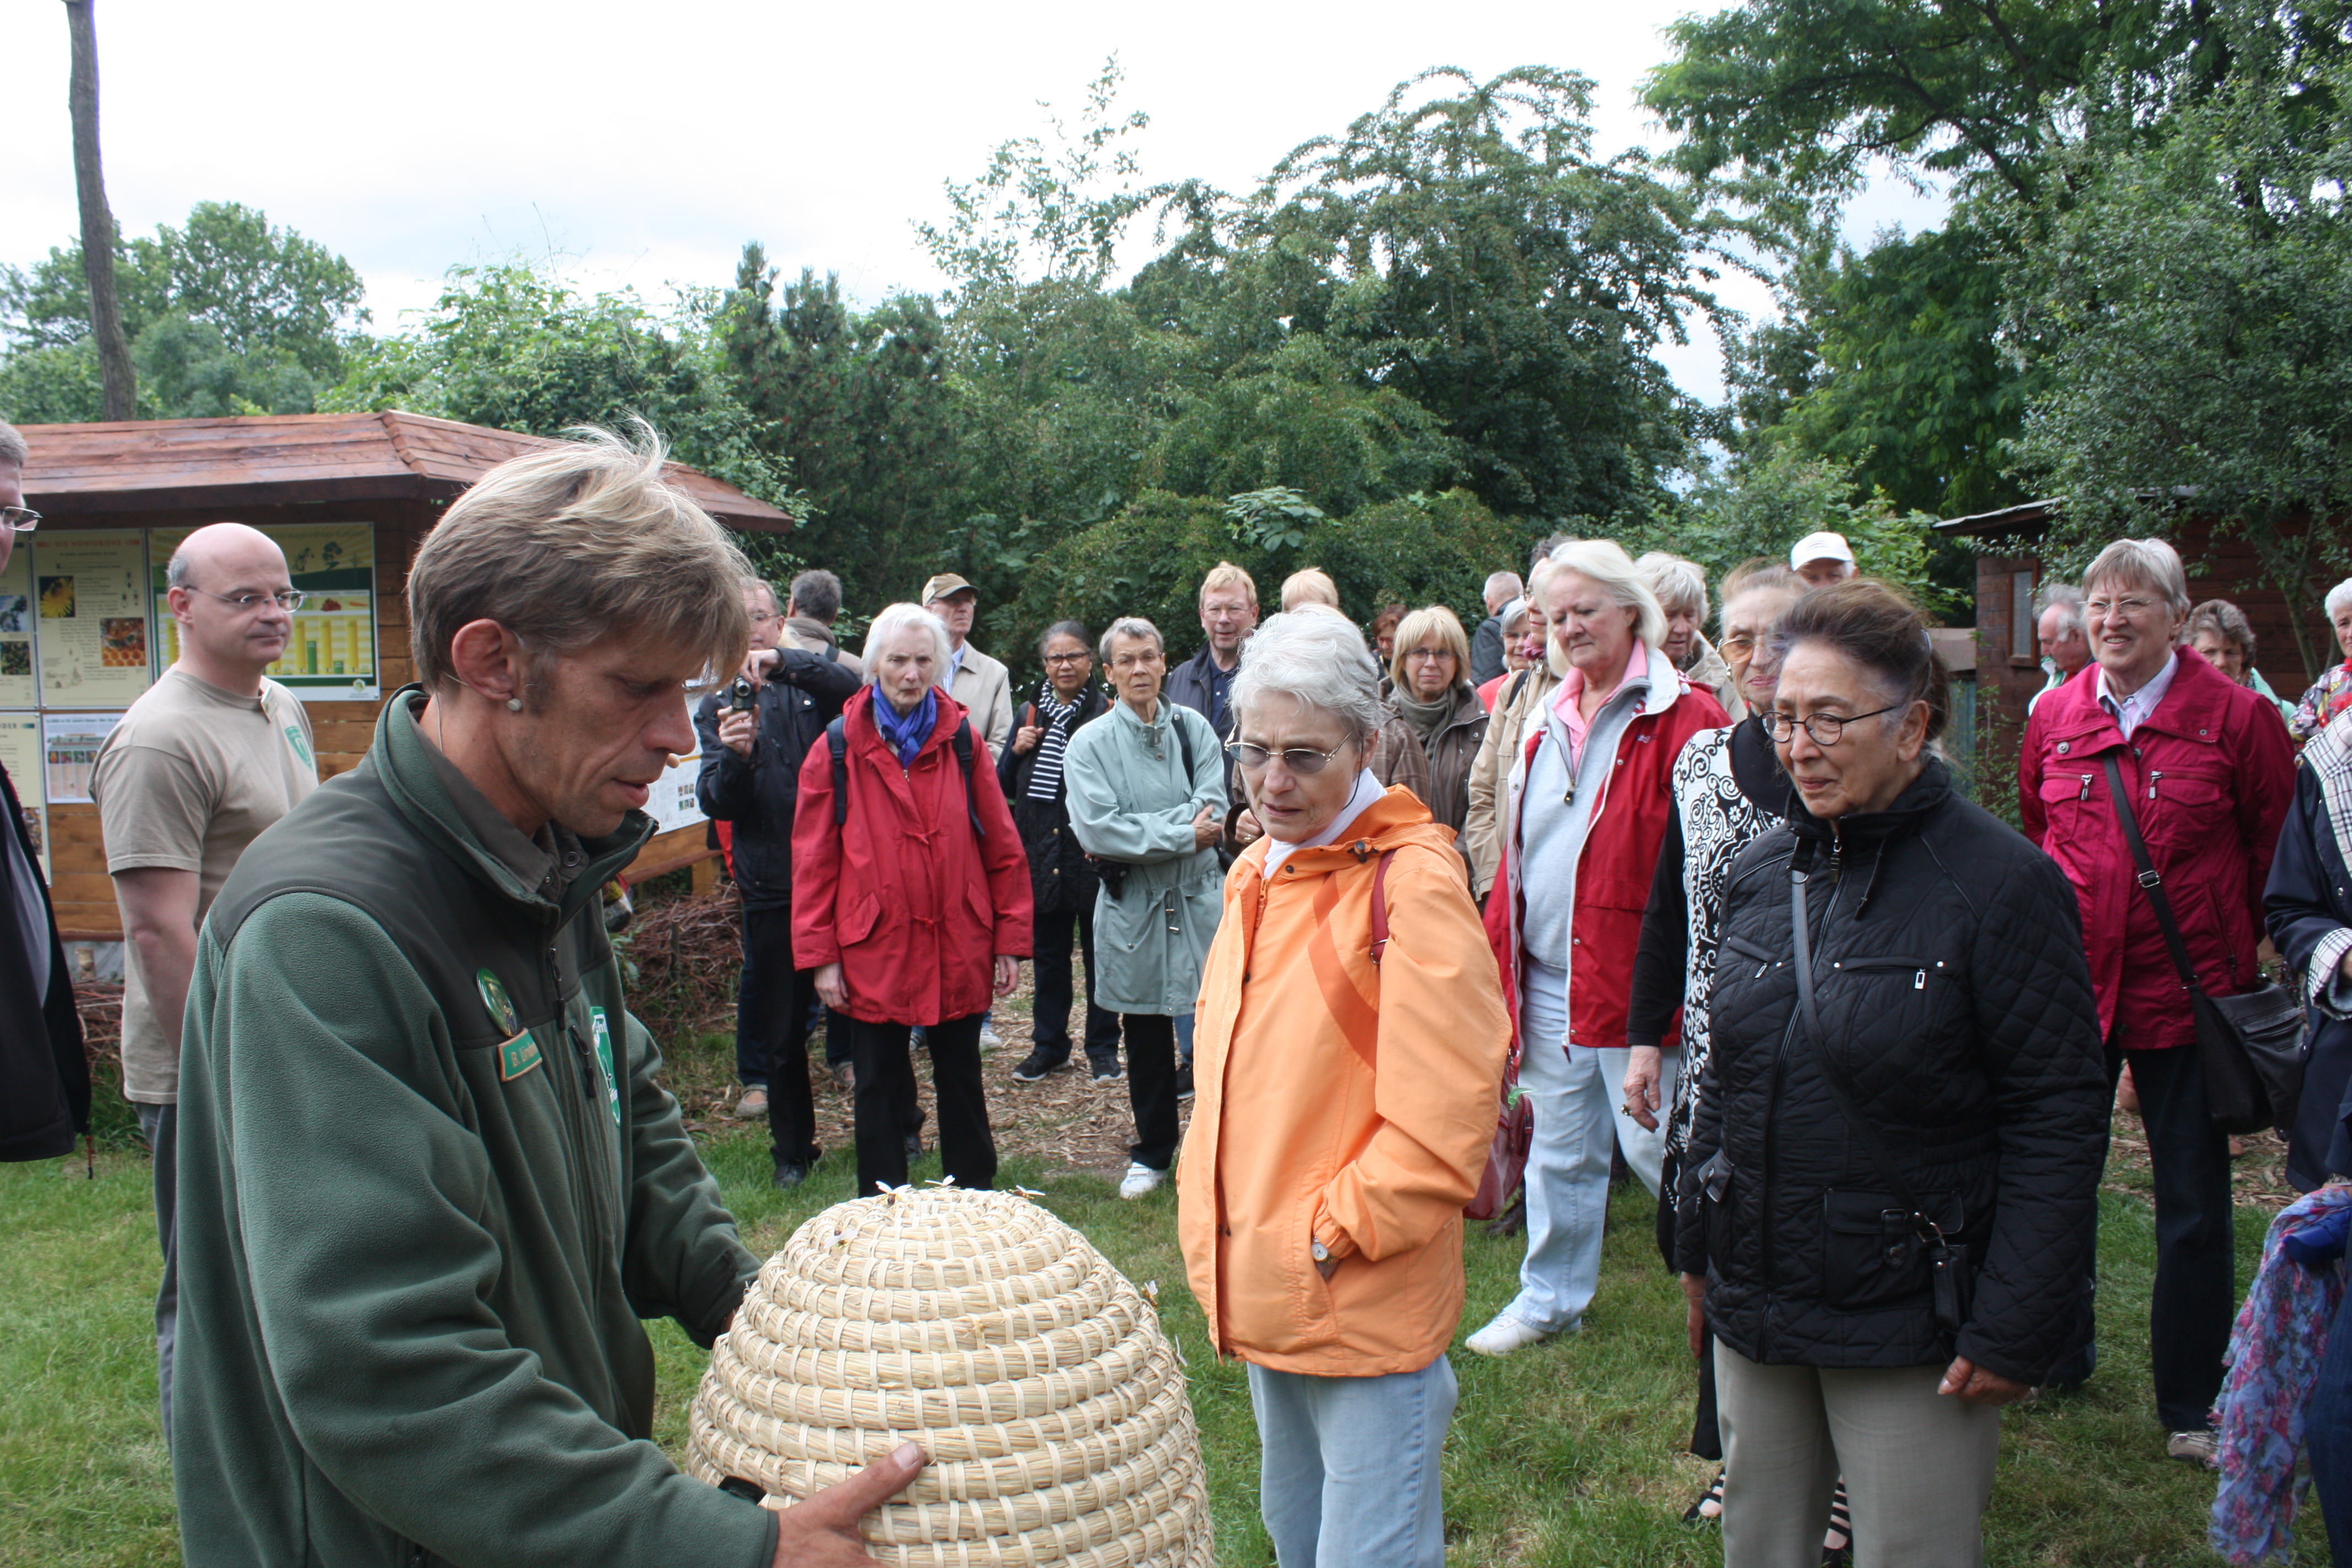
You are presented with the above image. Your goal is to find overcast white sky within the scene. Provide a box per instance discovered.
[3,0,1946,404]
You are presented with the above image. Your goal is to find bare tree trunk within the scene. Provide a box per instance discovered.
[64,0,135,422]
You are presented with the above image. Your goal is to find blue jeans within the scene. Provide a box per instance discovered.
[2306,1283,2352,1564]
[1247,1355,1457,1568]
[1505,959,1674,1332]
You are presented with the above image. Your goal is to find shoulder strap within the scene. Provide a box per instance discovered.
[952,718,984,839]
[826,716,850,825]
[1368,848,1398,965]
[2101,754,2204,997]
[1788,865,1943,1245]
[1506,669,1531,707]
[1173,705,1197,783]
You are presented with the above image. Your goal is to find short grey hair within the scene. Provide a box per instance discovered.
[1098,616,1164,665]
[1231,610,1385,747]
[0,420,25,469]
[2035,581,2086,638]
[1635,551,1708,622]
[1484,570,1523,602]
[1499,596,1531,635]
[861,601,952,683]
[2184,598,2256,663]
[741,578,783,617]
[2326,576,2352,622]
[1543,540,1670,674]
[789,568,843,623]
[2082,537,2191,617]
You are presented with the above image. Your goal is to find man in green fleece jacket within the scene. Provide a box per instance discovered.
[172,428,922,1567]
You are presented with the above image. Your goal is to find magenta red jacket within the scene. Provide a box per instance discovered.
[1484,657,1727,1055]
[792,687,1033,1026]
[2019,651,2295,1051]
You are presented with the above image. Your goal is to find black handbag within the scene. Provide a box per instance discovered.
[1790,867,1974,1333]
[2100,756,2306,1134]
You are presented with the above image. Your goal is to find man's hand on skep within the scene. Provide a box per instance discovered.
[770,1441,925,1566]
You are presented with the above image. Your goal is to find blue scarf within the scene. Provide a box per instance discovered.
[873,688,937,766]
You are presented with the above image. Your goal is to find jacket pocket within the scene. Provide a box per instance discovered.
[839,891,883,946]
[1821,1189,1960,1311]
[1695,1149,1735,1278]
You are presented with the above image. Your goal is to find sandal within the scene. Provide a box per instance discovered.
[1683,1466,1726,1524]
[1821,1479,1851,1565]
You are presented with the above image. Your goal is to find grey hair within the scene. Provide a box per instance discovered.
[0,420,25,469]
[788,568,843,623]
[861,601,953,683]
[1098,616,1164,664]
[167,547,195,590]
[2034,580,2086,638]
[1543,539,1670,675]
[1499,596,1531,635]
[2184,598,2256,663]
[1635,551,1708,622]
[1038,618,1091,658]
[2327,576,2352,622]
[1231,609,1385,747]
[2082,537,2191,616]
[741,578,783,617]
[1484,570,1523,601]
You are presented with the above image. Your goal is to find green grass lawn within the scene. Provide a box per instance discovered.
[0,1119,2310,1567]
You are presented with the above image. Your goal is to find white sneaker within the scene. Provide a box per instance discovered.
[979,1023,1004,1049]
[1118,1161,1167,1200]
[1464,1311,1550,1357]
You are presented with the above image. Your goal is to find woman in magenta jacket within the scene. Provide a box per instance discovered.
[1466,539,1727,1358]
[2019,537,2295,1462]
[793,602,1033,1198]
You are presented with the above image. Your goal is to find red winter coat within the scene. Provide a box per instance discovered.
[792,688,1034,1026]
[2019,651,2295,1052]
[1485,657,1727,1055]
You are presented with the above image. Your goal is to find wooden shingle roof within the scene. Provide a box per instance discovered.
[16,410,796,531]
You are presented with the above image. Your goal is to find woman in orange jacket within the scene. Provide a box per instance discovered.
[1177,611,1511,1568]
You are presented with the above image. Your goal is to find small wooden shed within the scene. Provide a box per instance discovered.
[11,411,794,942]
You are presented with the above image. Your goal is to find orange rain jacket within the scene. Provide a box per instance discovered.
[1177,787,1511,1376]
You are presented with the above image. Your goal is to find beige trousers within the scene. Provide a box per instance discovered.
[1714,1340,2000,1568]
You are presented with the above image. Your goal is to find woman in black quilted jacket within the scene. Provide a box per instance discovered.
[1673,581,2108,1568]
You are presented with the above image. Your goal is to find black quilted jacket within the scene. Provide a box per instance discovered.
[1672,760,2108,1383]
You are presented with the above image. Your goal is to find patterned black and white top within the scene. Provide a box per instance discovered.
[1024,690,1079,802]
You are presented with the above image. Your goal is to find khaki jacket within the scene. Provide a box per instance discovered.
[1463,666,1560,895]
[1178,789,1511,1376]
[949,643,1015,755]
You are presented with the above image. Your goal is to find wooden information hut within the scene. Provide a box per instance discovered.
[13,411,794,944]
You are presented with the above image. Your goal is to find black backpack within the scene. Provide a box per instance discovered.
[826,713,984,839]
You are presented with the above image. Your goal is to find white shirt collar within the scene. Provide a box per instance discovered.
[1261,769,1385,879]
[2097,648,2181,738]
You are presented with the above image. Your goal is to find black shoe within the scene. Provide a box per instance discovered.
[1174,1064,1195,1100]
[904,1132,925,1160]
[1012,1048,1069,1083]
[911,1026,929,1051]
[1090,1055,1123,1082]
[772,1162,809,1190]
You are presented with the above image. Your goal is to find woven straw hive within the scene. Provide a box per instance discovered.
[686,1185,1214,1568]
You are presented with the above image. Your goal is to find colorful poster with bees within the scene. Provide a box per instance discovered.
[0,713,42,878]
[41,711,119,805]
[32,529,151,707]
[150,523,377,700]
[0,532,33,709]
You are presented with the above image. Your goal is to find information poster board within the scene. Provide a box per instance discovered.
[641,748,707,837]
[0,712,43,877]
[150,522,378,700]
[0,538,32,708]
[34,530,150,707]
[42,712,120,805]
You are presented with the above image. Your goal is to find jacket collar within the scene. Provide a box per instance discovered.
[1237,785,1455,876]
[1785,756,1952,853]
[2308,706,2352,876]
[1728,714,1793,813]
[847,684,962,759]
[2035,645,2236,747]
[374,687,649,925]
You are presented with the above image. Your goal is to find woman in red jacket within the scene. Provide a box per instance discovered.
[1467,540,1728,1357]
[793,602,1033,1197]
[2020,537,2295,1462]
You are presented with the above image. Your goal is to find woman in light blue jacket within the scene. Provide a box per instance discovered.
[1064,616,1228,1199]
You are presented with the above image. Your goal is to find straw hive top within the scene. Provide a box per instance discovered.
[685,1185,1213,1568]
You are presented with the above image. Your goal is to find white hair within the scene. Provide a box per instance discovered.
[1231,611,1385,747]
[1635,552,1708,622]
[2035,580,2086,637]
[2082,538,2191,616]
[861,601,952,682]
[1098,616,1164,664]
[1543,540,1669,676]
[2327,576,2352,622]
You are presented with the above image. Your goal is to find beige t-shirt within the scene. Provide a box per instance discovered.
[92,668,320,1102]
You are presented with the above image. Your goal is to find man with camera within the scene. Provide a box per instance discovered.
[695,578,859,1188]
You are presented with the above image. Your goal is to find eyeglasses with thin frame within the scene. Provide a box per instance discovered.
[1402,646,1453,664]
[1226,739,1352,775]
[1718,633,1758,658]
[1042,651,1091,666]
[187,586,306,613]
[1,507,39,533]
[2084,595,2160,620]
[1760,703,1906,748]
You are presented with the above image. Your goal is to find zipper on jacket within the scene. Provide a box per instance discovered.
[2147,770,2163,801]
[545,940,611,1288]
[2078,774,2093,802]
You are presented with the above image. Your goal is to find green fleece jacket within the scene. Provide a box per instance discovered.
[172,690,774,1568]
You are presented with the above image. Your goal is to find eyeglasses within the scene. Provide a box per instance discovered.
[187,587,306,613]
[1,507,39,533]
[1109,654,1161,671]
[1718,634,1757,658]
[1402,647,1453,664]
[1042,651,1091,666]
[1759,703,1905,747]
[2085,596,2159,620]
[1227,739,1352,775]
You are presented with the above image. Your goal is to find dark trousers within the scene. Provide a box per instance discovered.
[2124,1039,2239,1430]
[1030,904,1121,1067]
[2305,1283,2352,1564]
[847,1014,993,1196]
[739,907,818,1168]
[1121,1013,1183,1172]
[135,1102,177,1444]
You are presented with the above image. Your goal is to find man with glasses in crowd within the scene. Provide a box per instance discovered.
[0,421,90,1169]
[91,522,321,1436]
[1167,561,1261,744]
